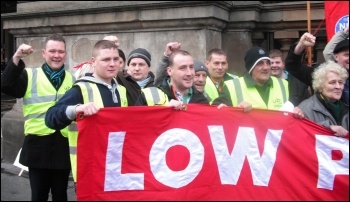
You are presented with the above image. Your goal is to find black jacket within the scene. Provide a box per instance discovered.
[45,75,123,130]
[1,59,71,169]
[285,44,349,106]
[286,73,311,106]
[153,77,209,105]
[117,70,155,106]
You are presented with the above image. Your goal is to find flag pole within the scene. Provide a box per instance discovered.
[307,1,312,67]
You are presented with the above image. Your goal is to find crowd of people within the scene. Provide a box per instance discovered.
[1,25,348,200]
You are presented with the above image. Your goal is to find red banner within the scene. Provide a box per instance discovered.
[76,105,349,200]
[324,1,349,41]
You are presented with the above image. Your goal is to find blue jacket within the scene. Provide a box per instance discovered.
[45,74,124,130]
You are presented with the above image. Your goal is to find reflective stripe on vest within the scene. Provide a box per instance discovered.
[225,77,289,110]
[23,68,74,136]
[67,81,127,182]
[226,72,239,79]
[204,73,238,101]
[142,87,169,106]
[204,77,219,101]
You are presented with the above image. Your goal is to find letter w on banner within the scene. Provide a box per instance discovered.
[324,1,349,42]
[76,105,349,200]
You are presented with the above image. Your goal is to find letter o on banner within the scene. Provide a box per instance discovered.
[149,128,204,188]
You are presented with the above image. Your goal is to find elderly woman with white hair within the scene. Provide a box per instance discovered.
[298,60,349,137]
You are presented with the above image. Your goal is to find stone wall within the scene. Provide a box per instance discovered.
[2,1,325,75]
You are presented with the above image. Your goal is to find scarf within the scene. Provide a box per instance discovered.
[317,92,342,124]
[136,75,151,89]
[42,63,65,90]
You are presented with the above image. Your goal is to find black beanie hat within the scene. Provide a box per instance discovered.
[127,48,151,67]
[333,39,349,54]
[244,46,271,74]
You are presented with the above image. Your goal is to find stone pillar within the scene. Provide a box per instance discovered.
[222,31,253,76]
[252,32,265,47]
[277,38,295,60]
[315,36,327,64]
[274,31,299,60]
[1,99,24,163]
[1,127,2,160]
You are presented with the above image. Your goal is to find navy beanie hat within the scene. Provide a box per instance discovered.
[127,48,151,67]
[244,47,271,74]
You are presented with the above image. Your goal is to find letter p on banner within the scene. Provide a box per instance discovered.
[324,1,349,42]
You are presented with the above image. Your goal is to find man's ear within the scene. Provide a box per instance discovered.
[41,49,46,58]
[167,66,172,76]
[90,57,95,66]
[333,53,339,62]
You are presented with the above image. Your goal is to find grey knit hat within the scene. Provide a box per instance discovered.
[194,60,209,75]
[127,48,151,67]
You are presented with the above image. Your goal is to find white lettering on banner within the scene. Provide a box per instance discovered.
[104,132,144,191]
[335,15,349,33]
[149,128,204,188]
[208,126,283,186]
[103,128,347,191]
[315,135,349,190]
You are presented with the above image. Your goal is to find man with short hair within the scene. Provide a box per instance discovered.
[154,42,181,86]
[212,46,289,110]
[154,42,209,96]
[193,60,210,101]
[45,39,128,188]
[117,48,155,105]
[151,50,209,105]
[1,34,75,201]
[269,49,310,106]
[204,48,238,101]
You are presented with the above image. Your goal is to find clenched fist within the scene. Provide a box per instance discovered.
[15,44,34,58]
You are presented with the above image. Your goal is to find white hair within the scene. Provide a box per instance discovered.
[103,35,120,48]
[74,63,94,79]
[312,60,348,92]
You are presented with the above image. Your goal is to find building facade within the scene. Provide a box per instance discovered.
[2,1,326,76]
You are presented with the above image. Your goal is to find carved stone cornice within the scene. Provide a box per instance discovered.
[226,1,324,32]
[2,1,325,36]
[5,18,230,36]
[2,1,234,36]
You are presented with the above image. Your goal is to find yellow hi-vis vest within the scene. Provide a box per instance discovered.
[141,87,169,106]
[204,73,238,101]
[67,81,127,182]
[23,68,75,137]
[224,76,289,110]
[204,77,219,101]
